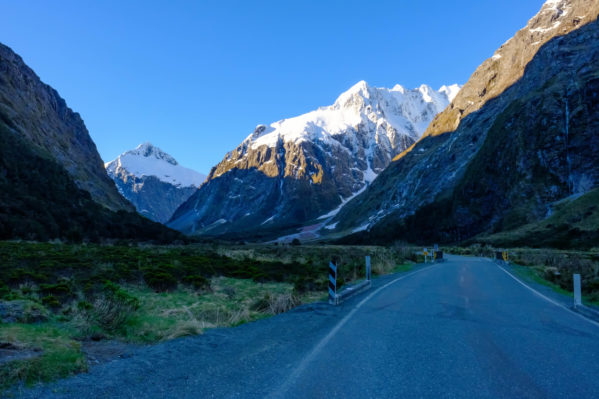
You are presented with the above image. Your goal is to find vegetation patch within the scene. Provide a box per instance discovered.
[0,324,86,389]
[0,241,411,389]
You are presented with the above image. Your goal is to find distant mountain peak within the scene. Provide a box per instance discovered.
[245,80,461,152]
[127,142,178,166]
[105,144,206,188]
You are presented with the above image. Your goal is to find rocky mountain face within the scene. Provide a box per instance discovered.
[168,81,459,236]
[423,0,599,139]
[106,143,206,223]
[333,0,599,248]
[0,43,182,243]
[0,43,132,211]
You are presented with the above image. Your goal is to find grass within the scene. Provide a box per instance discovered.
[0,323,86,389]
[0,241,412,389]
[392,263,414,273]
[475,188,599,250]
[509,263,599,307]
[117,278,324,343]
[509,264,573,297]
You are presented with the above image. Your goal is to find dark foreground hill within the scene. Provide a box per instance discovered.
[0,43,182,243]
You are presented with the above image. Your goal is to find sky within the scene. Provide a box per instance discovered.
[1,0,545,174]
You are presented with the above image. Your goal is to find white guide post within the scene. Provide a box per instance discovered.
[573,273,582,307]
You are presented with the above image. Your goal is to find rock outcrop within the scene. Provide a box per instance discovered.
[424,0,599,139]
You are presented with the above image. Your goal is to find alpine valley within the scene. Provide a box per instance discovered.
[0,0,597,250]
[166,0,599,249]
[168,82,460,239]
[3,0,599,392]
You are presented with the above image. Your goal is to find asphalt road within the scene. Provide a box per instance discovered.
[14,255,599,398]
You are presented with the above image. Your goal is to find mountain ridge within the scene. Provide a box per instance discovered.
[168,80,459,237]
[332,0,599,248]
[423,0,599,139]
[0,42,132,212]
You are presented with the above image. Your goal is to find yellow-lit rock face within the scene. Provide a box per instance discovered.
[311,164,324,185]
[424,0,599,139]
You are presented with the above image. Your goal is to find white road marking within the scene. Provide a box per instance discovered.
[490,258,599,329]
[268,263,439,398]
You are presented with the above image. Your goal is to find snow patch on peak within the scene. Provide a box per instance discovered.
[543,0,565,9]
[334,80,372,107]
[129,142,178,165]
[246,81,461,150]
[439,84,461,102]
[418,84,435,102]
[527,0,571,33]
[391,84,405,93]
[105,143,206,188]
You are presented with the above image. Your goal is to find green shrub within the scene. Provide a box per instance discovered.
[0,283,10,299]
[144,270,177,292]
[41,295,60,308]
[86,282,139,332]
[293,276,319,293]
[183,275,210,291]
[39,281,72,298]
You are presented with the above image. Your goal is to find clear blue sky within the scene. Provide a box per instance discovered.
[1,0,544,174]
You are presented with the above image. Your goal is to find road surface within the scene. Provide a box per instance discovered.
[15,255,599,398]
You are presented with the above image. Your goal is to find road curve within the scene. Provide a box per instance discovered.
[15,255,599,398]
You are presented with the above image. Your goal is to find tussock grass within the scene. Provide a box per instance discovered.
[118,277,320,343]
[0,241,411,389]
[0,324,86,389]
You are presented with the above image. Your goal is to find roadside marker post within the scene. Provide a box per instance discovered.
[573,273,582,307]
[423,248,429,263]
[365,256,371,281]
[328,261,338,305]
[495,251,509,265]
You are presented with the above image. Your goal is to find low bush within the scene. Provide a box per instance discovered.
[144,268,178,292]
[183,275,211,291]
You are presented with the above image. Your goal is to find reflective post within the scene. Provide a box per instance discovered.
[573,273,582,307]
[328,261,337,305]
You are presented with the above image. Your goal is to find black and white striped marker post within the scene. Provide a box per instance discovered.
[328,260,337,305]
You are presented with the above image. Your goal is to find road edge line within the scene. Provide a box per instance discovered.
[268,263,438,398]
[492,259,599,329]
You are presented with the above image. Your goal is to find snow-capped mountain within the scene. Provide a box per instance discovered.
[106,143,206,223]
[329,0,599,245]
[168,81,460,237]
[244,81,459,158]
